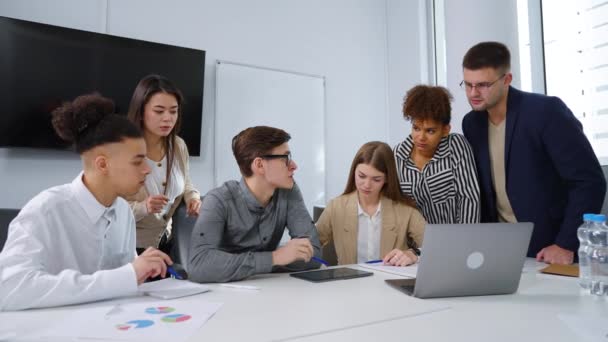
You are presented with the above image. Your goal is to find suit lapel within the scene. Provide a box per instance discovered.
[342,192,360,263]
[380,197,397,256]
[504,86,521,175]
[476,113,493,199]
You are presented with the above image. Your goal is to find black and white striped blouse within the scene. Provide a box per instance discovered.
[394,133,480,224]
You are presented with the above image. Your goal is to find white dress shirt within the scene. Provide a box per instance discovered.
[356,201,382,263]
[0,173,138,311]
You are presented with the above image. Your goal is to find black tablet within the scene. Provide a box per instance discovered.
[290,267,373,283]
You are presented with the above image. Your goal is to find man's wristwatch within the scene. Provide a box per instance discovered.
[409,247,421,257]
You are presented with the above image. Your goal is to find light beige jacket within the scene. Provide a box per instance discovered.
[126,136,200,248]
[316,192,425,265]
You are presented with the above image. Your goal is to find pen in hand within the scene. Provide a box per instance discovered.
[167,265,183,280]
[294,235,328,265]
[365,259,384,264]
[311,256,329,266]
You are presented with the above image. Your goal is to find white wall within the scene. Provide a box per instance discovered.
[385,0,432,147]
[441,0,521,133]
[0,0,524,209]
[0,0,431,208]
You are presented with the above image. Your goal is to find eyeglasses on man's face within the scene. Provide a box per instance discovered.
[460,73,506,92]
[261,152,292,166]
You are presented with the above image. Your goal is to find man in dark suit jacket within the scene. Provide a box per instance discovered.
[460,42,606,265]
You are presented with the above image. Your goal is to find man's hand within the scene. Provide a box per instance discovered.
[536,244,574,265]
[132,247,173,284]
[383,248,418,267]
[272,238,313,266]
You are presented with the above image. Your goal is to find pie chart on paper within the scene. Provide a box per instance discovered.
[161,314,192,323]
[115,320,155,330]
[145,306,176,314]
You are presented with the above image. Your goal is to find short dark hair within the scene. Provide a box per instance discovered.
[402,85,452,125]
[462,41,511,72]
[52,93,142,153]
[232,126,291,177]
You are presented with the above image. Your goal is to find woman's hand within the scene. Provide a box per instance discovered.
[382,248,418,267]
[186,197,202,216]
[146,195,169,214]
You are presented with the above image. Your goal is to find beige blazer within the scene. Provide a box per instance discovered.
[126,136,200,248]
[316,192,426,265]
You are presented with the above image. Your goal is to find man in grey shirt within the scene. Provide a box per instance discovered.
[188,126,321,283]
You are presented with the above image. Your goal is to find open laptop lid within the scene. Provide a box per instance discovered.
[413,222,533,298]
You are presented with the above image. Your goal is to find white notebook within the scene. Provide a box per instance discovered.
[358,263,418,278]
[138,278,211,299]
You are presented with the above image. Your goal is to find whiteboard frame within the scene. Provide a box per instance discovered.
[214,60,327,214]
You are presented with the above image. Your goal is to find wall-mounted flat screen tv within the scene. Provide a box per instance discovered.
[0,16,205,156]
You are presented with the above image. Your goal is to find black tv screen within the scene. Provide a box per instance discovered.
[0,16,204,156]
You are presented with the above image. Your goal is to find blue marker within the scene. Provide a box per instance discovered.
[167,265,183,280]
[365,259,384,264]
[311,256,329,266]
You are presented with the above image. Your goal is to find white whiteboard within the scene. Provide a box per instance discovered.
[215,61,325,214]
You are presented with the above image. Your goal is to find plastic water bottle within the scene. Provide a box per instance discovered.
[589,214,608,296]
[577,213,595,289]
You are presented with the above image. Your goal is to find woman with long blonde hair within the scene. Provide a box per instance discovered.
[316,141,425,266]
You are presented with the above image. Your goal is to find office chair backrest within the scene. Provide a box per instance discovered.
[313,205,338,266]
[169,197,202,273]
[0,209,20,252]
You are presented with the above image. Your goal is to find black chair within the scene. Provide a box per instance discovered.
[0,209,20,251]
[314,205,338,266]
[169,197,203,273]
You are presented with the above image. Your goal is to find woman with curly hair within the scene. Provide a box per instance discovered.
[394,85,480,224]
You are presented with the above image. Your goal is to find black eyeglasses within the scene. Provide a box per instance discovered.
[261,152,292,166]
[460,73,506,92]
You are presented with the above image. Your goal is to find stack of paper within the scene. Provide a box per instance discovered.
[139,278,211,299]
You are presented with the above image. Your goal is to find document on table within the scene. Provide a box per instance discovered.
[521,258,547,273]
[358,263,418,278]
[139,278,211,299]
[40,300,223,342]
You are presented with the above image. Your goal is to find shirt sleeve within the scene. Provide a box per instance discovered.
[281,183,322,272]
[452,135,481,224]
[187,192,274,283]
[541,98,607,251]
[406,208,426,249]
[0,212,138,311]
[315,199,334,248]
[177,137,201,204]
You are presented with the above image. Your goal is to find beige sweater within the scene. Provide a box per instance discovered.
[126,136,200,248]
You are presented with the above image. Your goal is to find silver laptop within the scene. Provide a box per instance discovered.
[386,222,533,298]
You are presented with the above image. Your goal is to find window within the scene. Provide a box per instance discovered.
[540,0,608,164]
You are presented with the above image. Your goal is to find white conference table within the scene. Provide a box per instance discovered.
[2,259,606,342]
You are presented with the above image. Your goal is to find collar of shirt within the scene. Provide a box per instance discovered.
[397,135,452,165]
[357,200,382,219]
[71,172,119,226]
[238,178,276,214]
